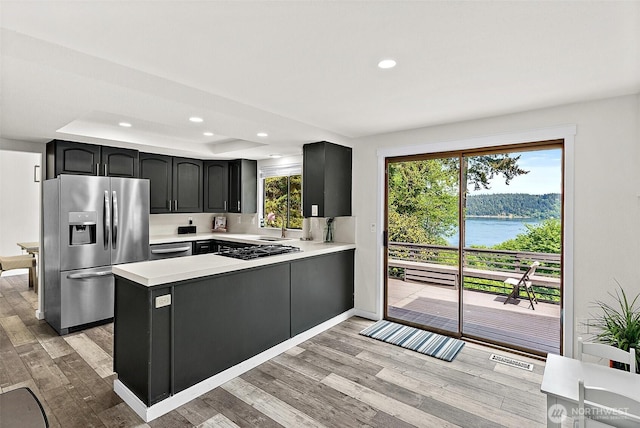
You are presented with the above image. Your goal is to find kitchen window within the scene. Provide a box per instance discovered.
[259,164,302,230]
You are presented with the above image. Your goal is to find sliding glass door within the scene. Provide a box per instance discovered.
[384,142,563,356]
[385,155,461,336]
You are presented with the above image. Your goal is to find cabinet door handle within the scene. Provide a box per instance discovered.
[168,200,172,211]
[237,201,240,211]
[224,200,227,211]
[104,163,107,176]
[96,163,100,176]
[174,200,178,211]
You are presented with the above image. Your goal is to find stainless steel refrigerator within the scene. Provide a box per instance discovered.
[43,175,149,334]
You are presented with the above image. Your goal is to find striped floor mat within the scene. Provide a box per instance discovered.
[359,320,465,362]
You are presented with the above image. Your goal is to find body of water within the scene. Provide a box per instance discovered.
[446,217,542,247]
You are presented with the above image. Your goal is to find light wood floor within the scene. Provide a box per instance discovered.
[1,274,554,427]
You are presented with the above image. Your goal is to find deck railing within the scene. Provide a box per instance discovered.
[388,242,561,303]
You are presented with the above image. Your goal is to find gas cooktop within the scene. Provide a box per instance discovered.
[216,244,302,260]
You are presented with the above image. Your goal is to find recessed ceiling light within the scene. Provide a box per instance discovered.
[377,59,397,69]
[269,154,282,158]
[257,132,268,137]
[203,132,214,136]
[118,122,132,128]
[189,116,203,123]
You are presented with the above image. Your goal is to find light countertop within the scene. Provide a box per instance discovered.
[151,232,298,246]
[113,238,355,287]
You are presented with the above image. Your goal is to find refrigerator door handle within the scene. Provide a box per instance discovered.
[67,270,112,279]
[112,191,118,249]
[104,190,110,249]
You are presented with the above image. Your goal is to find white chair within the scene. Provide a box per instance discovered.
[578,379,640,428]
[577,337,636,374]
[503,261,540,309]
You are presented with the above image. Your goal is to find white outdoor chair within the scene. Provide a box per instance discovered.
[578,379,640,428]
[577,337,636,373]
[503,261,540,309]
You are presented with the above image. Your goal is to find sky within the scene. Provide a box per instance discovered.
[470,148,562,195]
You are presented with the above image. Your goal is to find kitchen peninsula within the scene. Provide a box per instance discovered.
[111,238,355,422]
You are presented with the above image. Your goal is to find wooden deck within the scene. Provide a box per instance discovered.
[387,277,561,355]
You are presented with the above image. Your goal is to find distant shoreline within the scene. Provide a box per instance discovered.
[466,215,538,219]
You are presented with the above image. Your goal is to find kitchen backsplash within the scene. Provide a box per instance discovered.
[149,213,355,244]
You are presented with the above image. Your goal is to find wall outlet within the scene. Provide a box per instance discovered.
[312,205,318,216]
[370,223,376,233]
[155,294,171,308]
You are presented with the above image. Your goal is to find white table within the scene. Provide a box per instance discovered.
[541,353,640,427]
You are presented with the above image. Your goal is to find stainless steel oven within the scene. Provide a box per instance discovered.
[149,242,193,260]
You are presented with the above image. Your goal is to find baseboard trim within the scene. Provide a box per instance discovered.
[353,308,379,320]
[114,308,356,422]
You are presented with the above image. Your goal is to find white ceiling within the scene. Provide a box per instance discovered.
[1,1,639,159]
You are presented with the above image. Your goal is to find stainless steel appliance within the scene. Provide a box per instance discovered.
[149,242,193,260]
[43,175,149,334]
[216,244,301,260]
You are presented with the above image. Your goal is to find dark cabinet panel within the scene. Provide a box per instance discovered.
[101,146,139,178]
[140,154,202,214]
[114,250,355,407]
[173,264,290,392]
[303,141,352,218]
[47,140,100,178]
[46,140,139,179]
[114,278,172,406]
[290,250,354,336]
[203,161,229,212]
[173,157,203,213]
[140,153,173,214]
[228,159,257,213]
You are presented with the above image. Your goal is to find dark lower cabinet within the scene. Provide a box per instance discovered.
[114,280,172,406]
[113,249,354,406]
[173,264,290,392]
[290,250,355,336]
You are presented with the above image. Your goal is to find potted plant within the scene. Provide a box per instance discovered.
[591,284,640,373]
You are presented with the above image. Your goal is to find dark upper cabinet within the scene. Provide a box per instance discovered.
[228,159,257,213]
[140,154,203,214]
[140,153,173,214]
[46,140,139,179]
[173,157,203,213]
[203,161,229,212]
[303,141,352,218]
[101,146,139,178]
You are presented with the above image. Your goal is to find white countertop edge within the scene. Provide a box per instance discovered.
[150,232,302,246]
[113,242,355,287]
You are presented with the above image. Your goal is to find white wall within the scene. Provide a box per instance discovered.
[0,150,42,258]
[351,94,640,354]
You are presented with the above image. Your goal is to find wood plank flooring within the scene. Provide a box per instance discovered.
[0,274,557,427]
